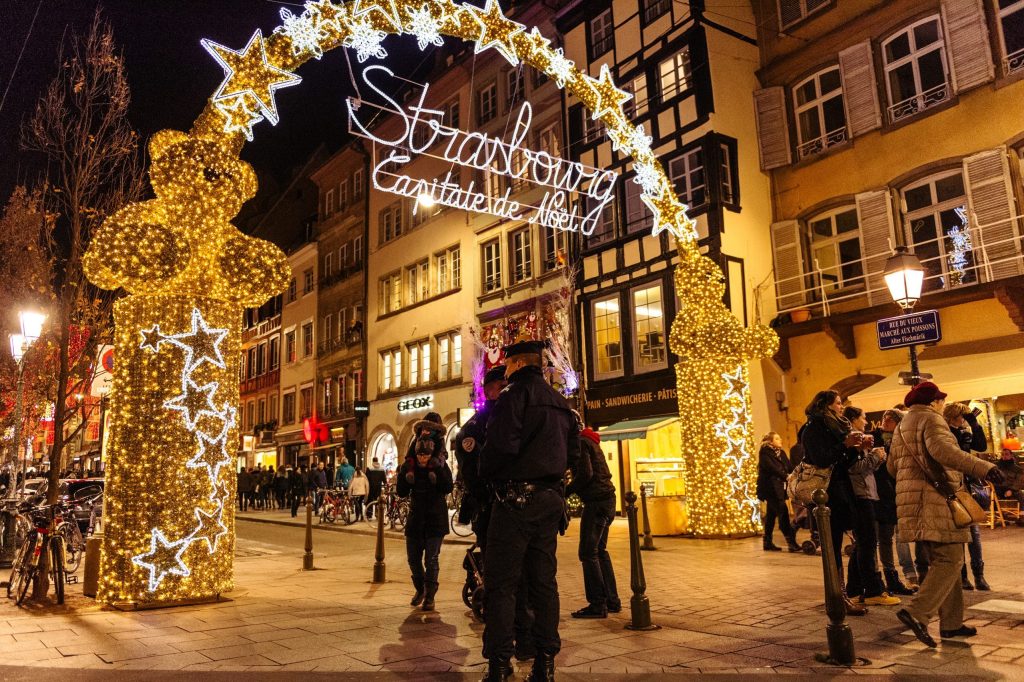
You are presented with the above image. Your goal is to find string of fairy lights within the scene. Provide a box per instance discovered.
[84,0,778,604]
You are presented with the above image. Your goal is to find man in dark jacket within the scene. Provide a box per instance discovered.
[943,403,990,591]
[454,365,507,545]
[479,339,579,682]
[567,420,620,618]
[365,458,387,519]
[290,465,308,518]
[872,409,916,595]
[237,468,254,512]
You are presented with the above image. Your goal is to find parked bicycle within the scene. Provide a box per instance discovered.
[6,504,66,606]
[449,482,474,537]
[319,488,354,525]
[363,484,409,531]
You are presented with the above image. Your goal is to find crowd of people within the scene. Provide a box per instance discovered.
[234,457,387,520]
[759,380,1020,648]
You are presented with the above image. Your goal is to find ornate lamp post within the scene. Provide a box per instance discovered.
[883,246,925,385]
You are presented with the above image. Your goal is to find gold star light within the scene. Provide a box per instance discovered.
[140,325,165,352]
[643,191,697,240]
[202,29,302,125]
[164,380,220,431]
[307,0,348,33]
[470,0,526,66]
[587,64,631,121]
[188,506,229,553]
[353,0,404,31]
[131,529,191,592]
[214,94,265,141]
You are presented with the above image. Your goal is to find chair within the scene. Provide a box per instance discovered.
[985,481,1021,529]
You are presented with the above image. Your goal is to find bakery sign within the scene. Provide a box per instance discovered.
[347,65,618,236]
[397,395,433,413]
[584,374,678,424]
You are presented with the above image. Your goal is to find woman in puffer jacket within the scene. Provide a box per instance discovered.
[888,382,1003,648]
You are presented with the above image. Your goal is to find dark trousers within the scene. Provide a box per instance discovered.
[578,496,620,610]
[406,535,443,589]
[483,489,562,662]
[763,496,794,543]
[353,496,364,521]
[290,494,303,517]
[846,498,884,598]
[276,490,286,510]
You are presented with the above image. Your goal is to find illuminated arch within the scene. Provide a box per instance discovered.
[86,0,778,606]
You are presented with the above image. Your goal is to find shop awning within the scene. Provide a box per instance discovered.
[600,417,677,442]
[848,348,1024,413]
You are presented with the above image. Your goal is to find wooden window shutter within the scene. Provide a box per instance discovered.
[963,147,1023,280]
[754,87,790,170]
[941,0,995,93]
[770,220,806,310]
[839,41,881,137]
[855,190,897,306]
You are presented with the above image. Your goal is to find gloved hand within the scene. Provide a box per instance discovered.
[963,410,978,425]
[985,467,1006,485]
[405,471,415,484]
[428,471,437,485]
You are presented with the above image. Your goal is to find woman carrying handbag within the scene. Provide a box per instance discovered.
[888,382,1005,648]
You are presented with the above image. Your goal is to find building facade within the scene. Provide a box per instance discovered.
[557,0,776,512]
[751,0,1024,447]
[310,142,370,468]
[238,295,283,470]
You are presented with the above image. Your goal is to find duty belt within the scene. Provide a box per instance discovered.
[492,480,559,510]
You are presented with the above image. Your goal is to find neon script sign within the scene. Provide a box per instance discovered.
[347,66,617,235]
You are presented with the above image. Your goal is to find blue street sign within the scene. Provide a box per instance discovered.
[877,310,941,350]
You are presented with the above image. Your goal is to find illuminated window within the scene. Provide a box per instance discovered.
[793,67,847,159]
[482,239,502,293]
[592,295,623,379]
[659,47,691,101]
[510,228,533,283]
[882,16,950,123]
[409,344,419,387]
[902,172,973,290]
[632,284,667,372]
[623,75,649,119]
[437,332,461,382]
[808,207,863,293]
[669,148,706,207]
[543,225,566,272]
[420,340,431,384]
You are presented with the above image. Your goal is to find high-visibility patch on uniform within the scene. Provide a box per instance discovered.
[462,437,476,452]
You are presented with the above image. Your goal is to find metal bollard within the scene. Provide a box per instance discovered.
[303,495,314,571]
[640,486,657,551]
[623,491,660,631]
[811,489,857,666]
[372,483,386,583]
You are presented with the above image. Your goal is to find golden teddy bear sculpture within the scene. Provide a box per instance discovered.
[669,244,779,537]
[83,130,288,605]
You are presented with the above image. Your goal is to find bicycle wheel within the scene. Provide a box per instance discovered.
[450,512,474,537]
[393,500,409,531]
[341,502,353,525]
[363,501,379,527]
[6,543,28,598]
[60,525,83,574]
[15,566,35,606]
[50,541,65,605]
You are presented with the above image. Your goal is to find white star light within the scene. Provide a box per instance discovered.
[188,406,236,485]
[164,379,221,432]
[202,30,301,126]
[345,19,389,62]
[633,162,662,198]
[544,47,575,88]
[470,0,526,66]
[214,95,265,142]
[131,529,191,592]
[277,7,325,59]
[187,506,229,553]
[407,4,445,51]
[162,308,228,374]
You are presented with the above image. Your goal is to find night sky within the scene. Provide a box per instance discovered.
[0,0,426,213]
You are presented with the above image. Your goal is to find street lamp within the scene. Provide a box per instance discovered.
[883,246,925,385]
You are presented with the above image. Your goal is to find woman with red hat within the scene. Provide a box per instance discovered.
[889,382,1005,647]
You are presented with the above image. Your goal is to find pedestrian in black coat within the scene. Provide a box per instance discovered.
[289,466,308,518]
[757,432,799,552]
[397,450,453,612]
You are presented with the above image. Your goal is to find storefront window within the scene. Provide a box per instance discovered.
[632,284,666,372]
[592,295,624,379]
[370,431,398,472]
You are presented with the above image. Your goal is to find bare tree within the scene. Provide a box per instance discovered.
[18,10,143,596]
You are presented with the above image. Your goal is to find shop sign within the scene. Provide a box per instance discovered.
[90,345,114,397]
[397,395,433,413]
[584,374,678,424]
[354,400,370,417]
[877,310,941,350]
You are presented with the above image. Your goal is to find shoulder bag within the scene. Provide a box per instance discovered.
[898,423,986,528]
[786,460,833,506]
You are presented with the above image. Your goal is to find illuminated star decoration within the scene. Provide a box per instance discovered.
[139,325,166,352]
[164,380,221,431]
[545,47,575,88]
[717,368,759,525]
[277,7,325,59]
[161,308,228,373]
[353,0,404,32]
[523,26,550,56]
[625,124,652,156]
[344,18,389,62]
[188,405,236,485]
[642,191,697,240]
[470,0,526,66]
[306,0,348,34]
[187,506,229,553]
[407,4,446,51]
[722,367,746,400]
[131,529,191,592]
[215,94,265,142]
[948,206,972,283]
[202,29,302,126]
[587,64,631,121]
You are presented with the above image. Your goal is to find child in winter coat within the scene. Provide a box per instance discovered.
[403,412,448,483]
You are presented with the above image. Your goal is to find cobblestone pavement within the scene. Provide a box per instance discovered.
[0,518,1021,680]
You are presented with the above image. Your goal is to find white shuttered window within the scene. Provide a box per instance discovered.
[963,148,1023,280]
[940,0,995,91]
[855,190,898,306]
[839,41,882,137]
[770,220,806,310]
[753,87,790,170]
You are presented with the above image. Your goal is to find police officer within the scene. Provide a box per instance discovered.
[454,365,507,543]
[479,339,579,682]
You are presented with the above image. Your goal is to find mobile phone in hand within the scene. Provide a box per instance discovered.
[971,407,982,417]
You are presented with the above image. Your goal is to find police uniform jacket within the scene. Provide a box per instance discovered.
[396,458,454,538]
[455,400,495,503]
[480,364,579,483]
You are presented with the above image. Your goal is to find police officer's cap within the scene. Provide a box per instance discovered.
[502,339,548,357]
[483,365,507,385]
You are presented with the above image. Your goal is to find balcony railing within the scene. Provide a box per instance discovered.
[319,262,364,289]
[766,213,1024,321]
[241,369,280,395]
[797,127,848,159]
[1004,47,1024,77]
[242,314,281,343]
[887,82,949,124]
[316,329,364,357]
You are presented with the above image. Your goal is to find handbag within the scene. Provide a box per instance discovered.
[786,460,833,506]
[899,423,986,528]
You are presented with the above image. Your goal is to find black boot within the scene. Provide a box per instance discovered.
[762,535,782,552]
[961,564,974,591]
[972,563,990,591]
[527,652,555,682]
[481,660,513,682]
[422,582,437,611]
[785,535,801,553]
[884,568,916,596]
[410,577,424,607]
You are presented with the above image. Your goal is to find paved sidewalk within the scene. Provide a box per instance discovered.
[234,507,476,545]
[0,519,1021,679]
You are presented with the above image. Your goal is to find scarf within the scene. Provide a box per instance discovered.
[821,411,852,439]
